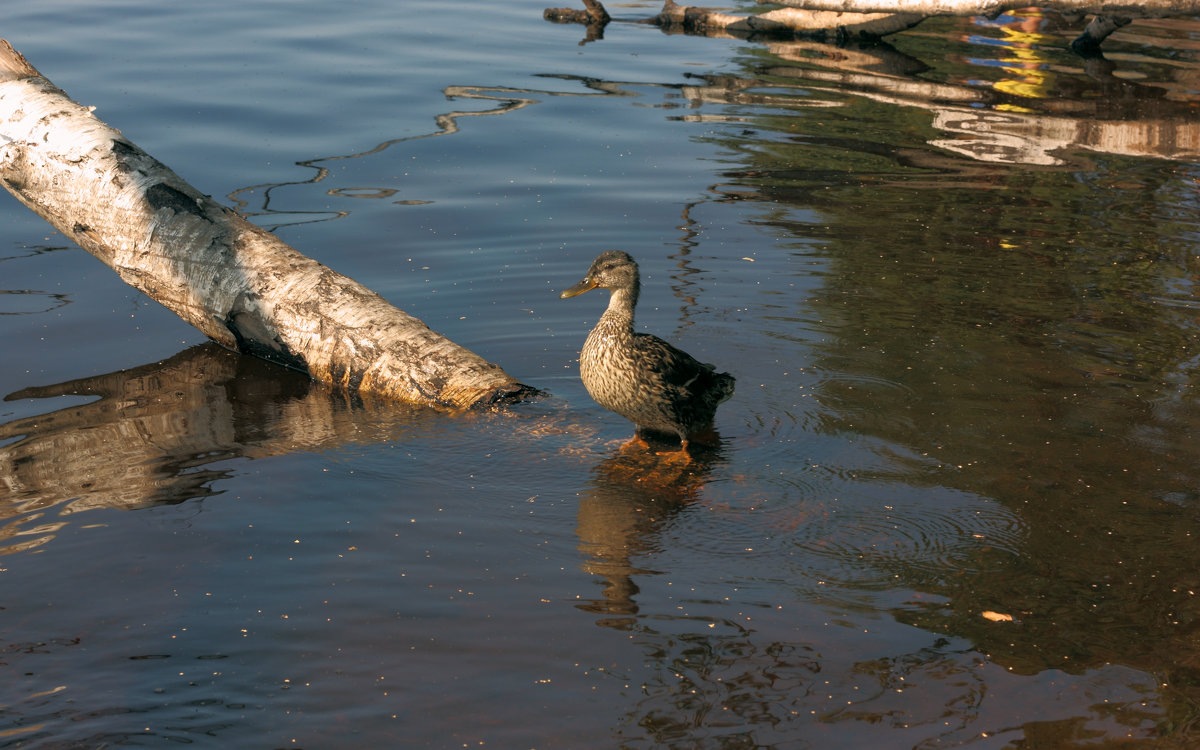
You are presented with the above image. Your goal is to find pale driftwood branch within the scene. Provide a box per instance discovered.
[545,0,922,41]
[547,0,1189,49]
[654,0,924,38]
[761,0,1197,15]
[0,40,535,409]
[761,0,1187,48]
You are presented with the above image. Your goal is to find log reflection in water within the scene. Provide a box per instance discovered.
[679,33,1200,167]
[0,344,429,555]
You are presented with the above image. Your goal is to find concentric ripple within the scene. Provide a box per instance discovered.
[678,472,1026,599]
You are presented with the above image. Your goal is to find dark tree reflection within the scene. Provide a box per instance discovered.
[561,16,1200,744]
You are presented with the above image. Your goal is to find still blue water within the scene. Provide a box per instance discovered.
[3,1,1200,747]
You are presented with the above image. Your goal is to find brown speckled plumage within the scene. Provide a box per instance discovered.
[560,251,735,451]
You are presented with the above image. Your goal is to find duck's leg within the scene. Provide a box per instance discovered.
[620,431,652,452]
[684,424,719,449]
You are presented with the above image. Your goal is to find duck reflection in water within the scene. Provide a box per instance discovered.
[561,251,734,459]
[574,438,726,629]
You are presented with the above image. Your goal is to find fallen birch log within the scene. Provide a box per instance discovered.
[0,40,535,409]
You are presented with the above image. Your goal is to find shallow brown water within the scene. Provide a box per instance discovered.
[3,2,1200,748]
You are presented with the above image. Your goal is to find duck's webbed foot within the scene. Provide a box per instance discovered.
[656,439,694,464]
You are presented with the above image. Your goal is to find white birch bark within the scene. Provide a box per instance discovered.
[0,40,534,409]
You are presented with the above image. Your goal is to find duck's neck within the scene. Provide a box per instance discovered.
[600,283,638,333]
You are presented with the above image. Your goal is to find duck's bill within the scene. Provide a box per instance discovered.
[560,279,597,299]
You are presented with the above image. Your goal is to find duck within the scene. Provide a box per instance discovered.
[560,250,735,454]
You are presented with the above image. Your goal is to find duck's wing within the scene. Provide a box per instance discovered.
[628,333,735,436]
[632,333,734,395]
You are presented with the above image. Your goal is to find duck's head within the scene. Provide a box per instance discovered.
[560,250,639,299]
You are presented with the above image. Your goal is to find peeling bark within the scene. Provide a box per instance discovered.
[0,40,536,409]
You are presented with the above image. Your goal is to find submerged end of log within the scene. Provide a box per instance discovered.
[446,380,546,409]
[545,0,613,42]
[1070,14,1131,56]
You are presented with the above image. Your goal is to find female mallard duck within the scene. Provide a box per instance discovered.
[560,250,735,453]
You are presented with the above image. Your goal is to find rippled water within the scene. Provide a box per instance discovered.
[3,1,1200,747]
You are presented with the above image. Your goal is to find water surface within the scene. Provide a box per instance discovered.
[3,2,1200,747]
